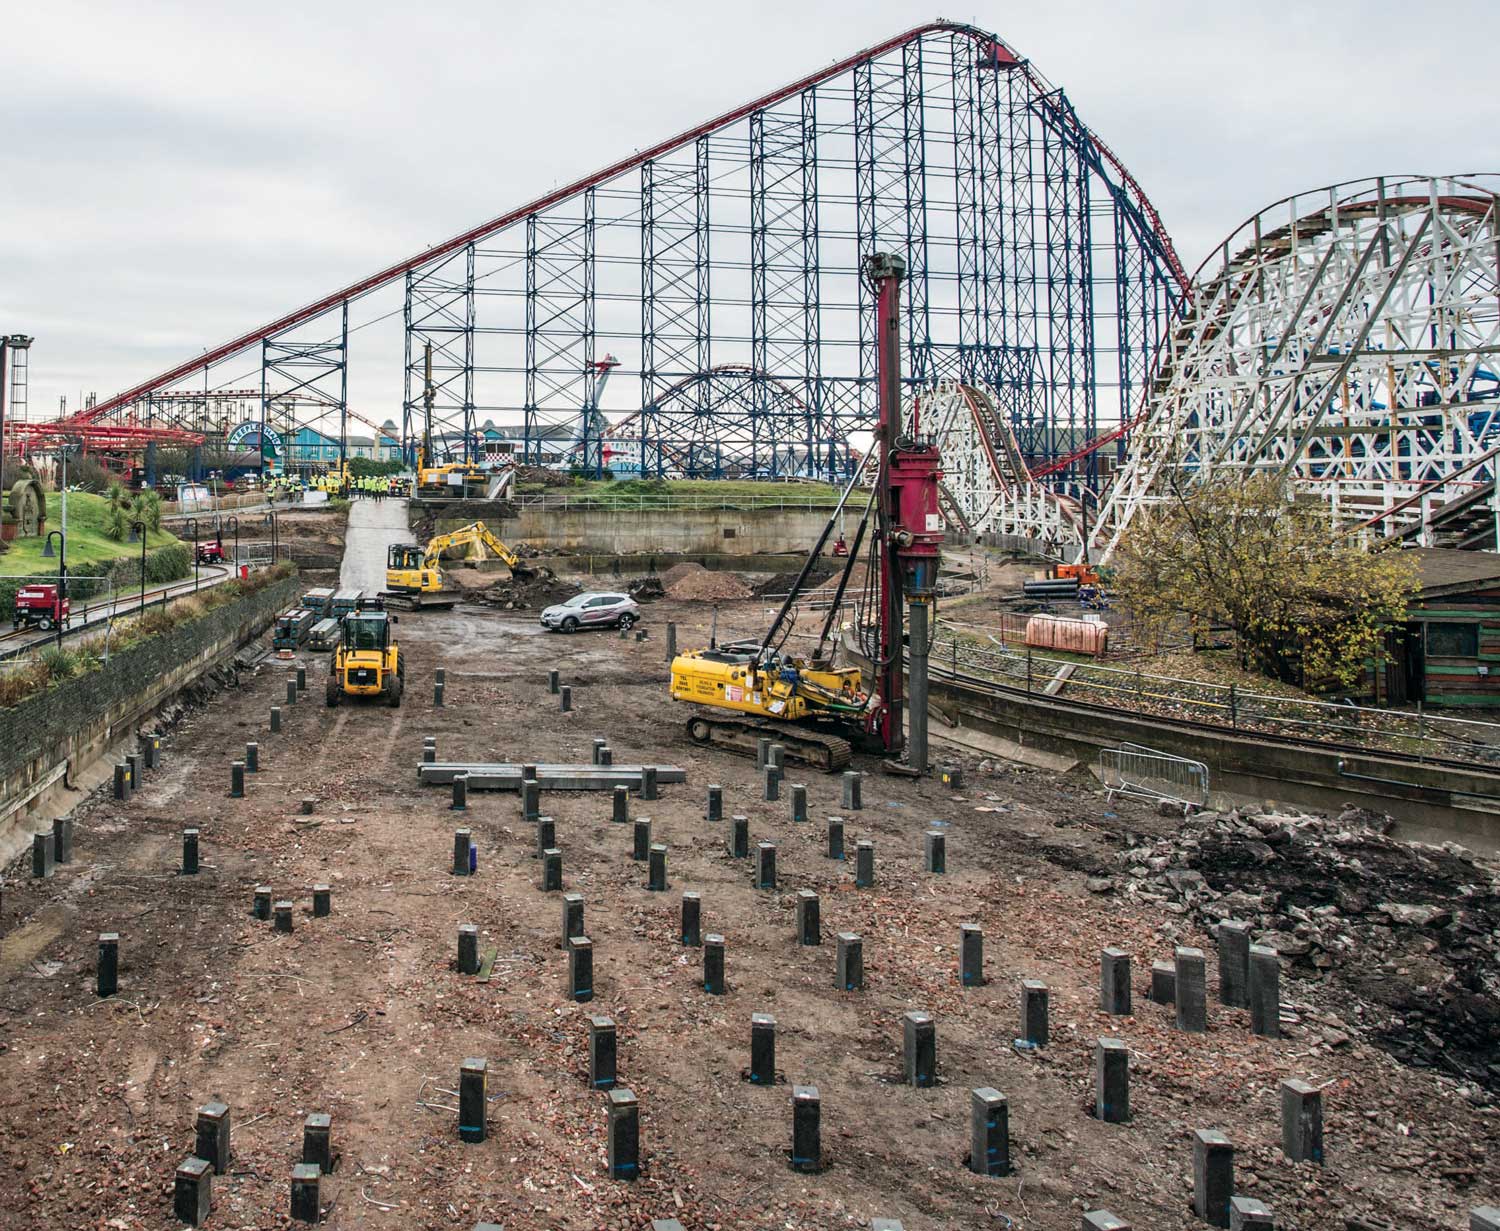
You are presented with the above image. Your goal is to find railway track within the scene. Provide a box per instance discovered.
[0,567,232,664]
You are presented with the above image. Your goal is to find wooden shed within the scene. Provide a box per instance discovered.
[1382,548,1500,706]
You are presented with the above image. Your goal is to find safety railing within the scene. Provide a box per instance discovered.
[931,627,1500,768]
[511,490,852,514]
[1099,742,1210,812]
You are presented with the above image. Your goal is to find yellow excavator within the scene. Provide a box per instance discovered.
[381,520,538,610]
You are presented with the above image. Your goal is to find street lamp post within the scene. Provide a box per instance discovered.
[41,529,66,647]
[185,516,201,590]
[222,515,240,576]
[128,520,148,612]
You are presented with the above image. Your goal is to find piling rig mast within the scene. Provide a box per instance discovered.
[668,253,943,773]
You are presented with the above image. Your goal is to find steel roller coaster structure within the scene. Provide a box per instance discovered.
[15,20,1185,517]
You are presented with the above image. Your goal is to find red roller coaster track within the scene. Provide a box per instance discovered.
[56,20,1186,446]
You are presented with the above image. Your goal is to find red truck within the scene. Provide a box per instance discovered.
[196,538,226,564]
[13,584,71,631]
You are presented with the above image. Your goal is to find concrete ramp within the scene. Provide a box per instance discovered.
[341,498,411,593]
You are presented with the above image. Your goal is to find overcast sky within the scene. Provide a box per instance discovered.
[3,0,1498,424]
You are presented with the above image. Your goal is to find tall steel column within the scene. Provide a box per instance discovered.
[404,246,475,464]
[261,301,347,474]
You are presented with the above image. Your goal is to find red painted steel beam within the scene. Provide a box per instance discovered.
[64,20,1185,431]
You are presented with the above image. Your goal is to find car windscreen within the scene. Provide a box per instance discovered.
[562,594,591,608]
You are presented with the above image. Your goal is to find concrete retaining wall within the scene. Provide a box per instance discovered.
[0,572,300,856]
[928,671,1500,850]
[429,504,829,557]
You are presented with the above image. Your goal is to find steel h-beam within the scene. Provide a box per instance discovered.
[260,300,348,475]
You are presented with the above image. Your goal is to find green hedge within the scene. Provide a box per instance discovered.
[0,543,191,620]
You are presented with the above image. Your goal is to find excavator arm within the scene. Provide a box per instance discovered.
[420,521,529,574]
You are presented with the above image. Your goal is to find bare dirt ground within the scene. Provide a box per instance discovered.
[0,592,1496,1230]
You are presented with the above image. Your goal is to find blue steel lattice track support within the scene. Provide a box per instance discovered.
[260,300,348,477]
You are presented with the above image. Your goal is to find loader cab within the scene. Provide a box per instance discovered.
[343,611,393,653]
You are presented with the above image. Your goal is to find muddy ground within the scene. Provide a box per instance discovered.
[0,594,1496,1230]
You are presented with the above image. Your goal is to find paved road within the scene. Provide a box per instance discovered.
[340,498,410,594]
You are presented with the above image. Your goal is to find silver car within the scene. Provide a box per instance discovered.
[540,591,641,633]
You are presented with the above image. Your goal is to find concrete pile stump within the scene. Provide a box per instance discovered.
[1229,1197,1275,1230]
[289,1163,320,1222]
[296,665,306,692]
[796,889,820,945]
[568,936,594,1002]
[174,1157,213,1226]
[1100,948,1132,1015]
[749,1013,776,1085]
[854,839,875,888]
[182,829,199,876]
[126,752,143,788]
[195,1103,231,1174]
[767,743,785,772]
[1192,1129,1235,1229]
[790,783,807,823]
[313,885,331,917]
[253,887,272,921]
[31,833,53,879]
[458,1058,488,1142]
[458,924,480,975]
[925,829,946,874]
[641,764,658,801]
[1021,979,1049,1047]
[647,844,669,892]
[535,816,557,859]
[607,1088,640,1180]
[756,737,770,769]
[1249,945,1280,1037]
[245,741,259,773]
[841,770,862,810]
[451,773,468,811]
[969,1087,1010,1176]
[612,784,629,824]
[703,934,726,994]
[1150,960,1176,1005]
[303,1113,332,1174]
[959,923,984,987]
[271,705,282,734]
[453,828,472,876]
[1280,1079,1324,1164]
[113,763,130,800]
[1218,920,1251,1007]
[1176,946,1207,1033]
[826,817,845,860]
[273,902,294,934]
[229,761,245,799]
[53,817,72,865]
[522,778,540,822]
[728,815,749,859]
[763,766,780,802]
[560,685,572,712]
[680,892,701,946]
[1095,1038,1130,1123]
[790,1085,821,1172]
[633,818,652,861]
[592,738,606,765]
[286,678,297,705]
[903,1011,936,1087]
[541,848,563,892]
[589,1015,616,1089]
[836,932,863,991]
[756,841,777,890]
[548,668,559,694]
[705,784,722,822]
[561,894,585,950]
[97,933,119,997]
[434,681,445,706]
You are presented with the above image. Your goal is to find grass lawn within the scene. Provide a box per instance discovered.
[0,492,181,578]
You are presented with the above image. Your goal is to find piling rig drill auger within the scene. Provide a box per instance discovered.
[668,252,944,773]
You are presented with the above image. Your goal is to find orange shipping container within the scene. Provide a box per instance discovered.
[1024,615,1108,656]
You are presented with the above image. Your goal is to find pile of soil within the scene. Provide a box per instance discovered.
[1116,805,1500,1093]
[663,562,752,601]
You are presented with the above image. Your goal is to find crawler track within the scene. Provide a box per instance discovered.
[684,713,852,772]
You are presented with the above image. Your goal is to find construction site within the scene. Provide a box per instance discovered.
[2,13,1499,1231]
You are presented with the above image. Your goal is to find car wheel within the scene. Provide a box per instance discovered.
[38,616,52,630]
[562,617,579,633]
[617,613,636,630]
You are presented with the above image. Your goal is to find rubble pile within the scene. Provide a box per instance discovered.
[470,573,577,610]
[1117,805,1500,1094]
[628,576,665,601]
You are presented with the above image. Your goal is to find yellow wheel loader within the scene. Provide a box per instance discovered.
[326,608,404,707]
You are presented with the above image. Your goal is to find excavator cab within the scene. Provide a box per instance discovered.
[327,610,404,707]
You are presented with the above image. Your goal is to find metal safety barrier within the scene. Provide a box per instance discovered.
[1098,742,1210,813]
